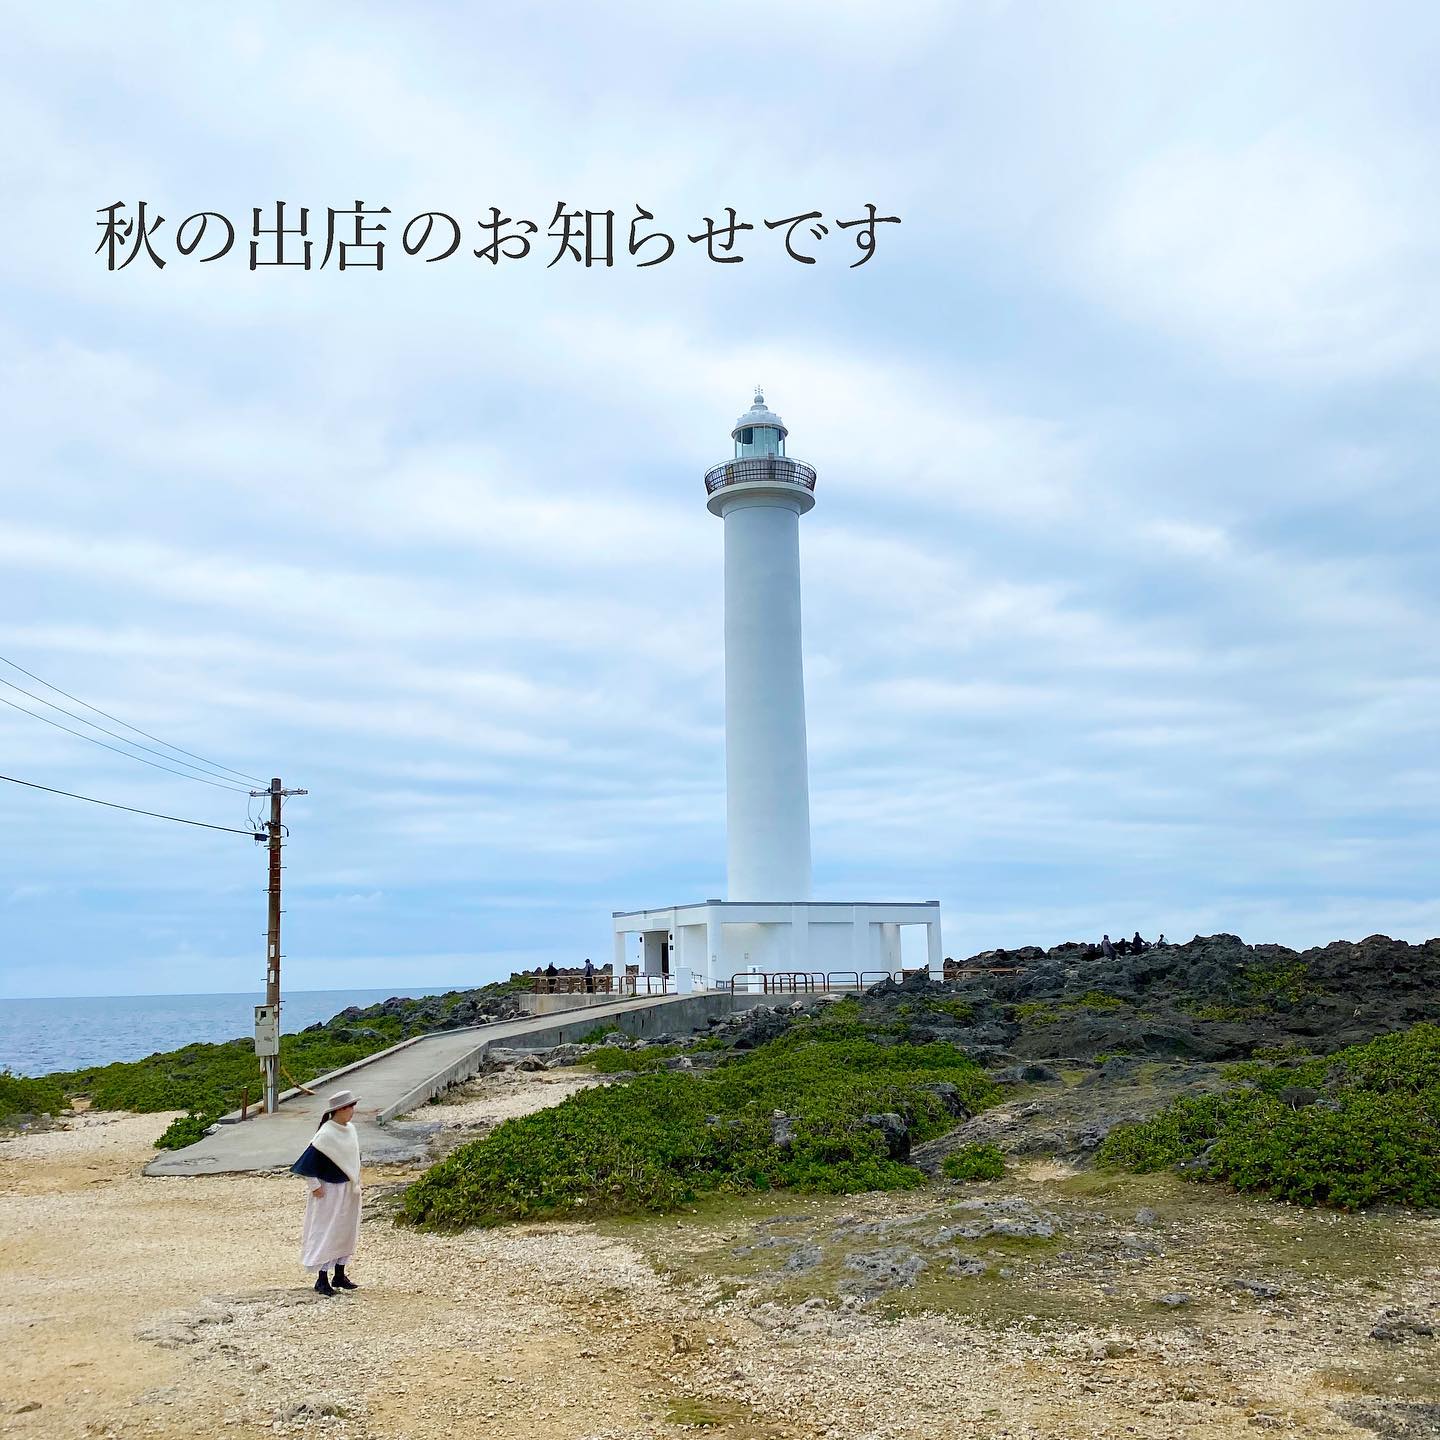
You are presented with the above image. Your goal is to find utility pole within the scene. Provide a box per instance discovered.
[251,776,307,1116]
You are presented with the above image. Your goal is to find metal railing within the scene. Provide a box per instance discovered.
[704,454,817,494]
[622,973,680,996]
[530,975,616,995]
[725,970,907,996]
[725,965,1023,997]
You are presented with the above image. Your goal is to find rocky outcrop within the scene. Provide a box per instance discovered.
[861,932,1440,1063]
[310,987,524,1043]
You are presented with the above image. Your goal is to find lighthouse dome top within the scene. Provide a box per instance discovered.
[731,388,788,442]
[705,387,817,512]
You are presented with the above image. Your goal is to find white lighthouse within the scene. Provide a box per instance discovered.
[709,389,814,902]
[612,391,943,989]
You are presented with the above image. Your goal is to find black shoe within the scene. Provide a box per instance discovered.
[332,1265,359,1291]
[314,1271,335,1297]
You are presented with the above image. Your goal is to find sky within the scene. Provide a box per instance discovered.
[1,1,1437,998]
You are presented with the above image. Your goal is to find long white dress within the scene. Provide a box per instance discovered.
[299,1120,362,1272]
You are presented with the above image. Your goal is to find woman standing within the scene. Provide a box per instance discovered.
[291,1089,363,1296]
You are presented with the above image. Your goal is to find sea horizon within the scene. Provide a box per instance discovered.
[0,983,475,1003]
[0,985,476,1077]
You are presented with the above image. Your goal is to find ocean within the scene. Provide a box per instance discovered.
[0,987,462,1077]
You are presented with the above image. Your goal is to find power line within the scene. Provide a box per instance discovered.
[0,693,252,792]
[0,771,262,838]
[0,653,265,785]
[0,675,253,788]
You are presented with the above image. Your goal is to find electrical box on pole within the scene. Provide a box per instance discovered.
[253,1003,280,1057]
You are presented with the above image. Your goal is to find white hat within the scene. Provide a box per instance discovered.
[324,1089,360,1113]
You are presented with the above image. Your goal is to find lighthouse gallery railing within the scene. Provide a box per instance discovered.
[704,455,817,494]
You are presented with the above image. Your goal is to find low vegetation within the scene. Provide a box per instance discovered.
[0,1067,68,1126]
[584,1044,683,1073]
[17,980,525,1148]
[53,1030,397,1148]
[1012,990,1127,1026]
[575,1023,621,1045]
[941,1142,1007,1181]
[1097,1023,1440,1209]
[400,1014,998,1229]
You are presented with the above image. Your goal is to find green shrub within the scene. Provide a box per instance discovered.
[0,1068,67,1124]
[1013,1001,1059,1025]
[925,999,975,1025]
[1075,989,1125,1010]
[1239,958,1319,1006]
[1249,1041,1314,1061]
[1180,1001,1265,1022]
[941,1143,1006,1181]
[400,1031,998,1230]
[155,1111,221,1149]
[1097,1023,1440,1209]
[576,1023,621,1045]
[585,1044,682,1073]
[1013,991,1125,1026]
[50,1029,395,1120]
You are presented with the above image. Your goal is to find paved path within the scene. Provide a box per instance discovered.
[144,993,696,1178]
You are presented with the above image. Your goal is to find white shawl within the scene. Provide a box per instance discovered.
[311,1118,362,1183]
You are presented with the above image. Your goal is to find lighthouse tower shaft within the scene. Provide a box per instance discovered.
[705,391,817,902]
[723,498,812,899]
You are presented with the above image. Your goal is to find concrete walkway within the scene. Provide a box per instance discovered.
[144,991,723,1178]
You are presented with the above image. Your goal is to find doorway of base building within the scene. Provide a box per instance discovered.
[661,939,670,977]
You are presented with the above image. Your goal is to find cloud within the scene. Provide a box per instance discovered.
[1,4,1438,997]
[1077,129,1440,380]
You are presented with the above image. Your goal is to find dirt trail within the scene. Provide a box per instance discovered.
[0,1076,787,1440]
[2,1071,1435,1440]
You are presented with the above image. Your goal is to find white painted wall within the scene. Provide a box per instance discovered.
[715,489,812,902]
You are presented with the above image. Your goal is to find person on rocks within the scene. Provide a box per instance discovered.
[1156,933,1167,947]
[1132,931,1148,953]
[291,1089,363,1298]
[1100,934,1116,959]
[544,961,558,978]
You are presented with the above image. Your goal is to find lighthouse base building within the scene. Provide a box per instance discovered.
[613,391,943,994]
[612,900,944,992]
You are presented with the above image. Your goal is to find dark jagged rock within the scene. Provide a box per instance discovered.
[995,1063,1062,1085]
[923,1082,972,1118]
[769,1110,797,1154]
[861,1111,910,1159]
[847,932,1440,1064]
[729,1007,796,1050]
[1370,1309,1435,1343]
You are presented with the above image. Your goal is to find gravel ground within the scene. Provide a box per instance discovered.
[2,1073,1436,1440]
[423,1068,605,1130]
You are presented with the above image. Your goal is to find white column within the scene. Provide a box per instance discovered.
[927,918,944,981]
[717,492,812,902]
[706,909,722,985]
[613,928,626,992]
[790,905,810,976]
[850,907,869,981]
[880,922,901,971]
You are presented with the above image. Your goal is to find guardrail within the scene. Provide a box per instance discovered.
[703,454,817,494]
[725,965,1024,996]
[531,975,617,995]
[622,973,680,996]
[724,969,912,996]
